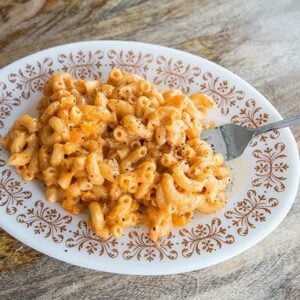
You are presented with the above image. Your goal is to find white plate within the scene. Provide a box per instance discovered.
[0,41,299,275]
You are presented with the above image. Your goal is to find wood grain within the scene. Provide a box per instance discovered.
[0,230,42,273]
[0,0,299,299]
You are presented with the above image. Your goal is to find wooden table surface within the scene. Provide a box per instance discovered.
[0,0,299,299]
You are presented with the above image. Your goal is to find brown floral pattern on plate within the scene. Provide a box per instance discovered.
[65,220,118,258]
[0,82,21,129]
[57,50,104,79]
[200,71,244,115]
[224,190,279,236]
[107,50,153,78]
[179,218,235,258]
[8,58,54,99]
[231,99,280,146]
[0,146,6,167]
[252,143,288,192]
[122,231,178,261]
[17,200,72,243]
[231,99,269,128]
[153,56,201,93]
[0,169,32,215]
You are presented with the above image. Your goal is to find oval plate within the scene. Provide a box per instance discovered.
[0,41,299,275]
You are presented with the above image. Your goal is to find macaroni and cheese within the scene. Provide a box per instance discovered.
[1,69,230,243]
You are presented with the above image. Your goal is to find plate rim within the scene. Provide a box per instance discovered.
[0,40,299,275]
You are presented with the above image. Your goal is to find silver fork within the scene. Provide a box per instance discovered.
[201,115,300,160]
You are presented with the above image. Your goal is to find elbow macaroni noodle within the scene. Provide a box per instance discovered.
[1,69,230,243]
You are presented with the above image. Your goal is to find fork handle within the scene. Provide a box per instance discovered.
[253,115,300,137]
